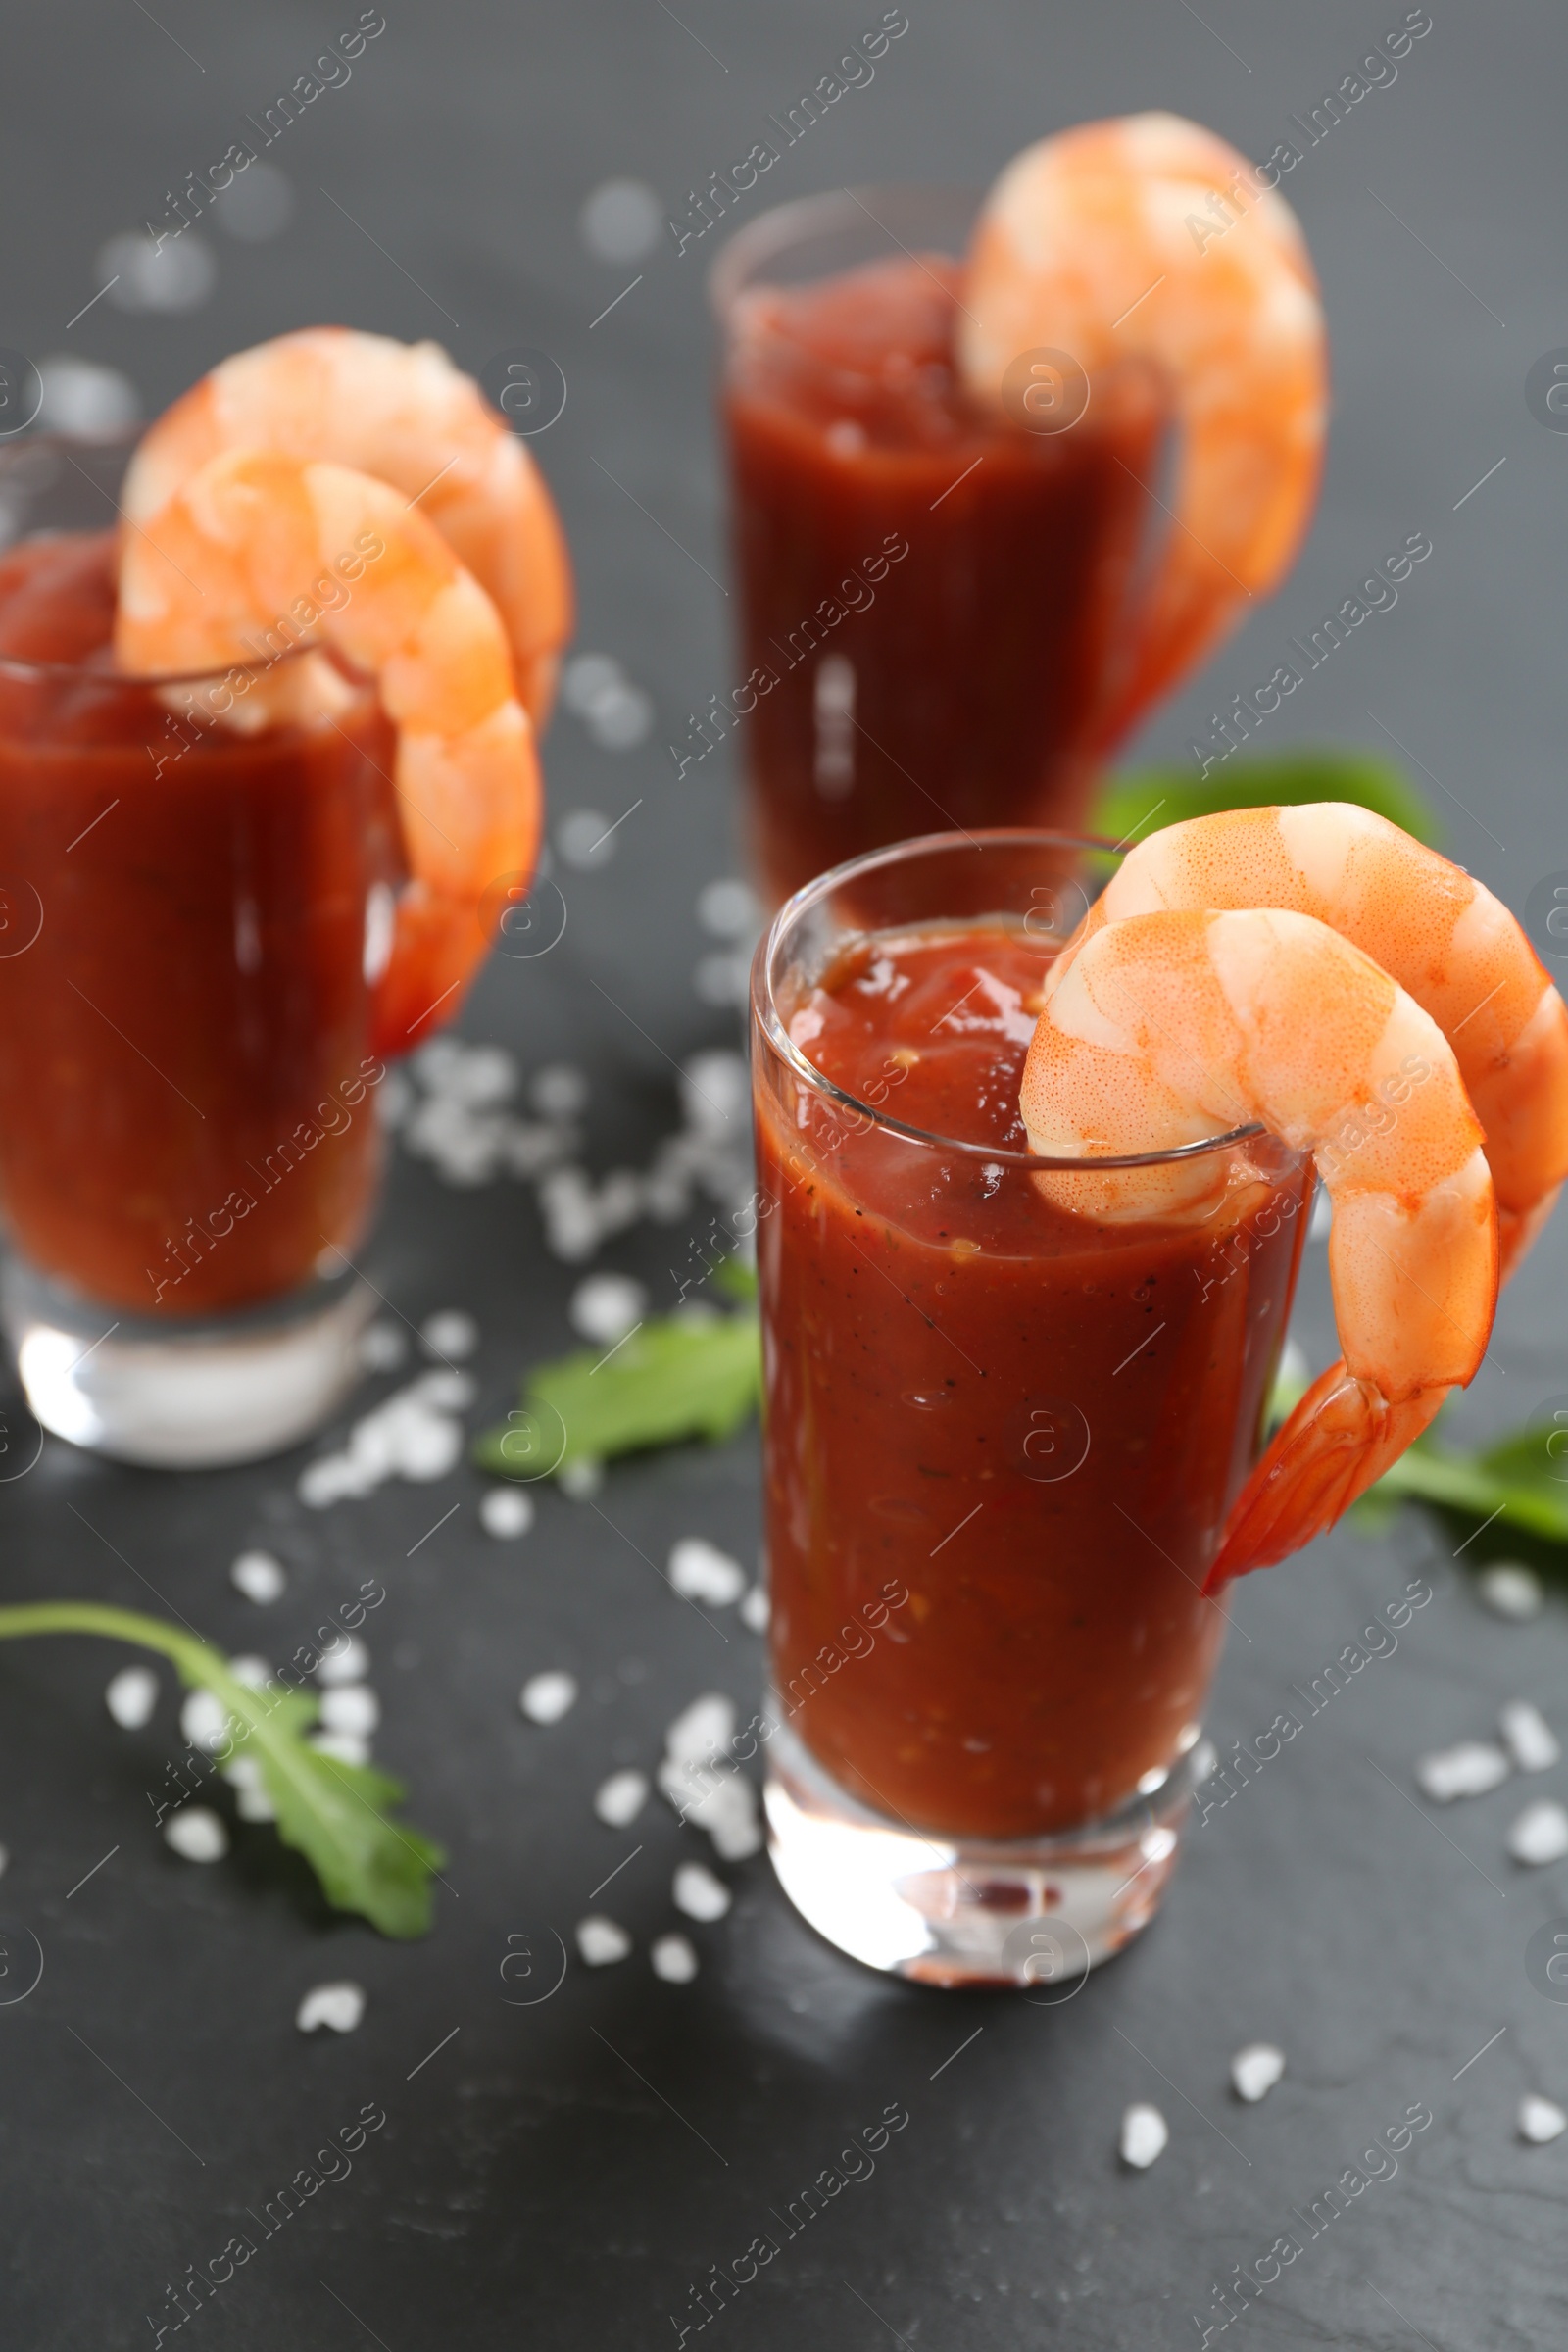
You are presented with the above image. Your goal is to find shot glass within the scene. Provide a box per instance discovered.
[751,831,1311,1985]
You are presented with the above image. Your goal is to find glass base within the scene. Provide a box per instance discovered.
[763,1714,1200,1988]
[2,1259,375,1468]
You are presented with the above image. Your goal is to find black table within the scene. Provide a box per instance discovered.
[3,3,1566,2343]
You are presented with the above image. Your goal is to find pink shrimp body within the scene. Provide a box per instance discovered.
[121,327,572,723]
[1074,803,1568,1278]
[1021,906,1497,1583]
[960,113,1327,739]
[114,448,539,1054]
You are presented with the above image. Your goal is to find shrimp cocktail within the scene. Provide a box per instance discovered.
[0,330,569,1464]
[712,113,1328,905]
[754,814,1568,1985]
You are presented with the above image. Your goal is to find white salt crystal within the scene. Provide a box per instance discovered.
[1509,1799,1568,1866]
[585,682,653,751]
[570,1273,647,1347]
[180,1690,232,1754]
[1519,2093,1568,2144]
[358,1321,409,1374]
[693,952,749,1008]
[652,1934,699,1983]
[420,1309,478,1361]
[530,1064,589,1118]
[320,1685,380,1737]
[1231,2043,1286,2103]
[296,1981,367,2034]
[668,1538,746,1608]
[391,1409,463,1483]
[595,1769,650,1828]
[1119,2103,1168,2168]
[440,1045,517,1107]
[698,878,761,941]
[1478,1563,1544,1621]
[106,1665,158,1730]
[558,1458,604,1498]
[681,1051,749,1138]
[683,1768,762,1861]
[673,1861,732,1922]
[480,1487,534,1538]
[739,1585,769,1634]
[414,1037,463,1087]
[230,1549,286,1604]
[310,1731,370,1768]
[222,1754,276,1822]
[299,1454,359,1509]
[317,1637,369,1687]
[575,1914,632,1966]
[164,1807,228,1863]
[1500,1700,1560,1774]
[227,1655,270,1690]
[562,653,623,714]
[664,1693,737,1769]
[521,1671,578,1725]
[412,1368,477,1412]
[1416,1741,1511,1802]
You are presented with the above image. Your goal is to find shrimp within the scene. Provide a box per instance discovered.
[1072,803,1568,1279]
[960,113,1327,741]
[114,448,539,1054]
[1021,906,1497,1583]
[121,327,572,723]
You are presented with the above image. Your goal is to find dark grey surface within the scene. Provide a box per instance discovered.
[2,3,1566,2345]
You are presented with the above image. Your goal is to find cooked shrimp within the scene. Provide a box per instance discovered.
[1072,803,1568,1278]
[115,448,539,1053]
[1021,907,1496,1581]
[121,327,572,722]
[961,113,1326,739]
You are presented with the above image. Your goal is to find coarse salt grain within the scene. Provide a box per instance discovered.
[521,1671,578,1725]
[575,1915,632,1966]
[595,1770,650,1828]
[412,1368,477,1412]
[1509,1799,1568,1866]
[1231,2043,1285,2103]
[673,1861,731,1922]
[530,1064,589,1119]
[480,1487,535,1538]
[227,1655,270,1690]
[317,1637,369,1687]
[1500,1700,1560,1774]
[222,1754,276,1822]
[230,1549,286,1604]
[739,1586,769,1634]
[668,1539,747,1607]
[569,1272,648,1347]
[106,1665,158,1730]
[420,1309,478,1361]
[1478,1562,1544,1620]
[1519,2094,1568,2144]
[1119,2104,1168,2168]
[652,1934,699,1984]
[359,1321,409,1374]
[319,1685,380,1738]
[664,1693,737,1768]
[310,1731,370,1768]
[180,1690,232,1753]
[296,1981,367,2034]
[164,1807,229,1863]
[1415,1741,1511,1803]
[558,1458,604,1498]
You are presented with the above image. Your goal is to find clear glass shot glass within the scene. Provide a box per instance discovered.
[751,831,1311,1987]
[710,186,1173,907]
[0,436,404,1465]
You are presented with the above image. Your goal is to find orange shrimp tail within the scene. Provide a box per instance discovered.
[1499,1185,1561,1282]
[370,890,489,1061]
[1208,1365,1447,1588]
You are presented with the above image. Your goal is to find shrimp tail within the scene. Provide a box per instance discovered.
[369,889,483,1060]
[1208,1366,1448,1588]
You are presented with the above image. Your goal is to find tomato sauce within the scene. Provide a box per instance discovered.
[757,924,1309,1838]
[0,532,401,1316]
[721,255,1168,904]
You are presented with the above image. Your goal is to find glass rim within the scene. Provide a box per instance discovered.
[753,826,1268,1173]
[0,428,318,689]
[707,180,980,319]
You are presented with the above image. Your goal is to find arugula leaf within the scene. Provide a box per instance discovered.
[0,1603,443,1937]
[1371,1421,1568,1547]
[1093,747,1440,851]
[475,1294,762,1478]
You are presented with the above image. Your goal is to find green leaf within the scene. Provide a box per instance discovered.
[475,1298,762,1477]
[1093,747,1440,852]
[1363,1420,1568,1548]
[0,1603,443,1937]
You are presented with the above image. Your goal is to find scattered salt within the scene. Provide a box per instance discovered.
[1500,1700,1560,1774]
[1519,2094,1568,2144]
[1416,1741,1511,1803]
[317,1637,369,1687]
[310,1731,370,1768]
[595,1769,650,1828]
[230,1549,286,1604]
[575,1915,632,1966]
[570,1273,648,1346]
[222,1754,276,1822]
[164,1807,229,1863]
[1119,2103,1168,2169]
[296,1981,367,2034]
[1231,2044,1286,2103]
[481,1487,535,1538]
[521,1671,578,1725]
[694,951,750,1008]
[1478,1563,1544,1621]
[669,1538,747,1607]
[1508,1799,1568,1866]
[558,1458,605,1498]
[669,1764,762,1861]
[530,1064,589,1119]
[359,1321,409,1374]
[673,1861,731,1922]
[412,1368,477,1412]
[227,1655,270,1690]
[319,1685,380,1738]
[420,1309,478,1361]
[652,1934,699,1984]
[437,1045,517,1107]
[664,1693,737,1769]
[740,1585,769,1634]
[180,1690,232,1754]
[697,878,761,942]
[680,1051,749,1140]
[105,1665,158,1731]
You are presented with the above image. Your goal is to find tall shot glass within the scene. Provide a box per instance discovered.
[750,832,1311,1986]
